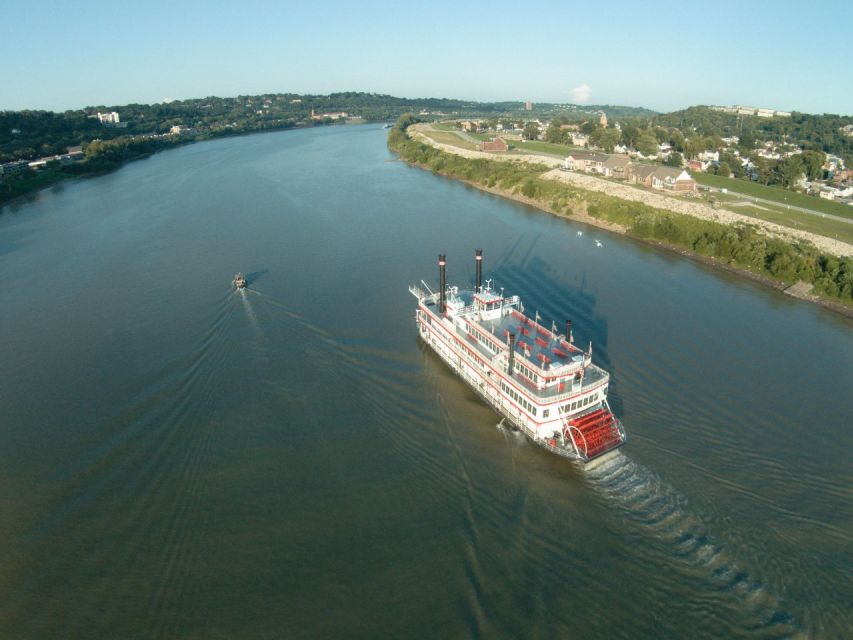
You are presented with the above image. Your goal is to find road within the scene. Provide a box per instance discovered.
[712,188,853,225]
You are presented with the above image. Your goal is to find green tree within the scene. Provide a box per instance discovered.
[523,122,540,140]
[580,120,598,135]
[664,151,683,167]
[739,131,757,152]
[775,156,804,188]
[636,132,659,156]
[751,156,771,184]
[590,127,621,152]
[683,137,704,159]
[717,161,732,177]
[800,150,826,180]
[544,122,565,144]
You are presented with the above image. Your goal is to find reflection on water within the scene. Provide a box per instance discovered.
[0,124,850,639]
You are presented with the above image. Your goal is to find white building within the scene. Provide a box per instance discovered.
[97,111,120,124]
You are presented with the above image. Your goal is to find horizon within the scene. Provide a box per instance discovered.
[2,0,851,116]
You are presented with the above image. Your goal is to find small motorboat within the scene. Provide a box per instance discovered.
[233,273,247,288]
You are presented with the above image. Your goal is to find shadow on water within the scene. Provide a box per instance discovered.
[489,248,621,418]
[243,269,269,285]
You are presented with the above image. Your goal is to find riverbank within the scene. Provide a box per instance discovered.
[0,120,345,210]
[390,117,853,318]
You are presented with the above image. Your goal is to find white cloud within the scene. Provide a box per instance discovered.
[571,84,592,105]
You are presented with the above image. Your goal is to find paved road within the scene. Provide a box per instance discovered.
[713,188,853,225]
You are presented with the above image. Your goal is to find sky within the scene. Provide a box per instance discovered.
[2,0,851,115]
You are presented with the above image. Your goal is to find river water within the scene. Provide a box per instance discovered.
[1,125,851,639]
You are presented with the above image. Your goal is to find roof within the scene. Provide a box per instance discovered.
[650,167,684,181]
[629,164,658,179]
[603,156,630,168]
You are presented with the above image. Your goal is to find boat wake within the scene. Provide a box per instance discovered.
[584,452,801,638]
[237,288,263,338]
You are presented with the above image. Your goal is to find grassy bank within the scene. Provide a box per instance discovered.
[693,172,853,220]
[389,115,853,308]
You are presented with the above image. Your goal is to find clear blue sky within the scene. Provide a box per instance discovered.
[2,0,851,115]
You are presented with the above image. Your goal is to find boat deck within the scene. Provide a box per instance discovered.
[442,291,608,400]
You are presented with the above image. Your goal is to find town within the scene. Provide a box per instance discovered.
[450,106,852,206]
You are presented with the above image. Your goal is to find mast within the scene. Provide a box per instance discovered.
[438,254,446,315]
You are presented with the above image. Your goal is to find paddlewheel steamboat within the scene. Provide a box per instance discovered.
[410,250,626,462]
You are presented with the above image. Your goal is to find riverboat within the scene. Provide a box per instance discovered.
[410,250,626,462]
[233,273,247,289]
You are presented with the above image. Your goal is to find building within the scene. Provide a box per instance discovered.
[601,156,630,178]
[564,151,609,173]
[626,164,658,187]
[97,111,121,124]
[0,159,30,177]
[571,133,589,147]
[170,125,196,135]
[599,113,608,127]
[648,167,696,192]
[480,137,508,152]
[311,109,348,120]
[525,101,533,111]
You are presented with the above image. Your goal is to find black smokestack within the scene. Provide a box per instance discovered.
[439,254,446,315]
[566,320,573,343]
[475,249,483,293]
[508,332,515,376]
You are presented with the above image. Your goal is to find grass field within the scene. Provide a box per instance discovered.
[692,172,853,219]
[421,130,478,150]
[723,200,853,244]
[513,140,573,156]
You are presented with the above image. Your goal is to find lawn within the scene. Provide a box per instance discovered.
[512,140,576,156]
[725,202,853,244]
[420,130,478,150]
[692,172,853,219]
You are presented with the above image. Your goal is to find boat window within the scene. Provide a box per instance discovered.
[542,409,549,418]
[532,407,537,416]
[571,401,577,410]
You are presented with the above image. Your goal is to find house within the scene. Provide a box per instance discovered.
[480,137,508,152]
[564,151,608,173]
[97,111,120,124]
[647,167,696,191]
[820,185,853,200]
[698,150,719,163]
[688,159,708,172]
[626,164,658,186]
[1,159,30,176]
[170,125,196,135]
[602,156,630,178]
[571,133,589,147]
[311,109,348,121]
[672,170,697,192]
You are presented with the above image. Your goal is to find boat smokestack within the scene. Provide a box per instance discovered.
[475,249,483,293]
[507,332,515,376]
[439,254,447,315]
[566,320,573,344]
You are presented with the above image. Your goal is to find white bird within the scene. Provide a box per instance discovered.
[595,240,603,247]
[576,231,583,236]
